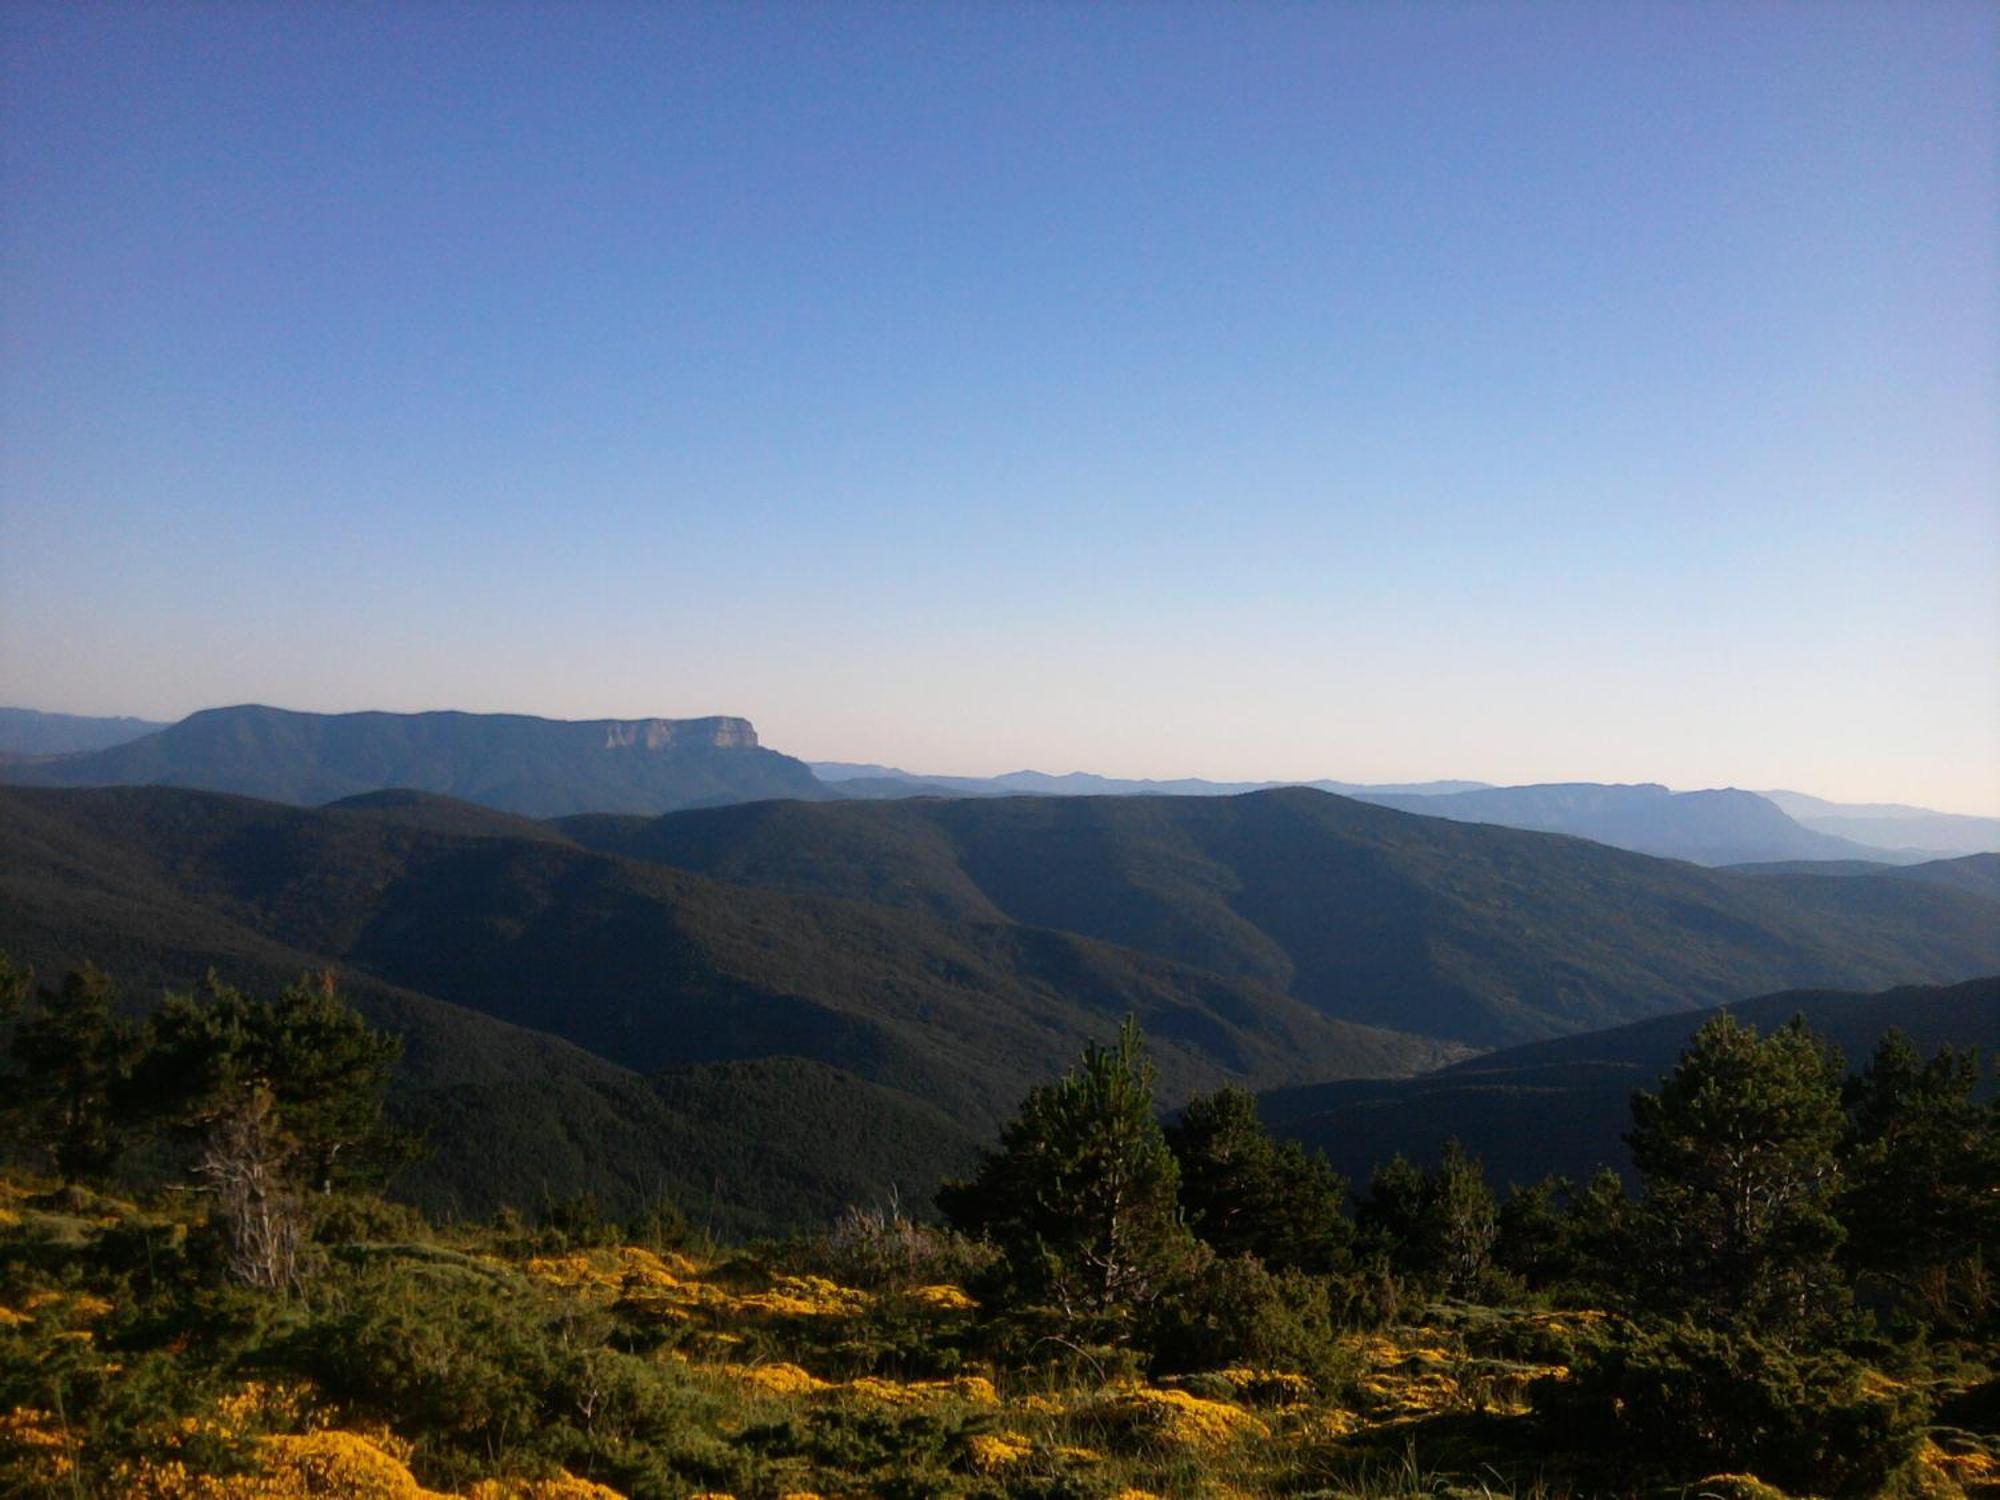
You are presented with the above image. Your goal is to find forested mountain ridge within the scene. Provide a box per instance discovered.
[1,703,825,815]
[0,784,1451,1129]
[555,786,2000,1045]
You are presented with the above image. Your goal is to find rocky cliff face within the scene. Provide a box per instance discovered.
[600,717,758,751]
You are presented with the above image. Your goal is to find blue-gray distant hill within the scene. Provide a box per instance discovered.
[1760,788,2000,858]
[1350,782,1895,866]
[0,707,166,757]
[554,787,2000,1047]
[1257,974,2000,1192]
[2,704,825,816]
[810,762,1491,799]
[813,765,1930,867]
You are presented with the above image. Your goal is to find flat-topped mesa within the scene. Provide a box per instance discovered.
[600,717,759,752]
[1,704,812,815]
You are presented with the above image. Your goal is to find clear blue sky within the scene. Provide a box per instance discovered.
[4,2,1995,812]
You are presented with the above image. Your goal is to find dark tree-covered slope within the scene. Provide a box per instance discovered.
[392,1058,983,1238]
[0,786,1452,1134]
[318,788,579,844]
[558,788,2000,1045]
[0,835,976,1235]
[3,704,825,816]
[1256,975,2000,1191]
[1730,852,2000,903]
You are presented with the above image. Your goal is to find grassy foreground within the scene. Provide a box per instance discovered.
[2,1175,1996,1500]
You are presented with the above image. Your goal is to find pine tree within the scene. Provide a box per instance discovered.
[938,1017,1192,1330]
[1166,1085,1352,1273]
[135,969,408,1193]
[1627,1011,1848,1330]
[1841,1029,2000,1332]
[1357,1140,1497,1297]
[8,965,142,1184]
[132,970,409,1288]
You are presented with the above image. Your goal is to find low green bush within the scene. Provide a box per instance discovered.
[1141,1251,1355,1387]
[1534,1319,1929,1497]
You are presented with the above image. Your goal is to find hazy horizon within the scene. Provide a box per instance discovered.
[6,695,1998,819]
[5,4,1995,816]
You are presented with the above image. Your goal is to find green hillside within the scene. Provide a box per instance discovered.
[558,787,2000,1045]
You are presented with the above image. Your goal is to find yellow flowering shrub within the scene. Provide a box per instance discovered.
[464,1476,626,1499]
[1086,1386,1268,1448]
[121,1427,447,1498]
[1920,1436,2000,1494]
[1278,1405,1360,1442]
[522,1247,699,1298]
[729,1274,871,1318]
[835,1373,1001,1407]
[965,1431,1032,1469]
[175,1381,322,1443]
[903,1283,977,1311]
[0,1406,75,1483]
[730,1362,828,1397]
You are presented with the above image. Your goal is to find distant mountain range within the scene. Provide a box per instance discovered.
[7,705,1989,867]
[0,707,168,757]
[1759,788,2000,859]
[814,763,1992,866]
[1,704,823,816]
[812,763,1492,799]
[1349,782,1895,865]
[1257,974,2000,1192]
